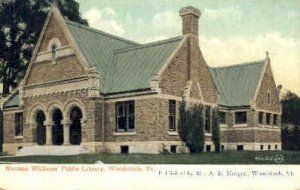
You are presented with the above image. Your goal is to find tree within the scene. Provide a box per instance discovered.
[0,0,87,96]
[178,101,205,153]
[212,108,221,152]
[281,90,300,150]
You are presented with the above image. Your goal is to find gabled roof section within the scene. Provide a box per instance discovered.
[66,19,183,94]
[209,60,266,107]
[3,91,19,108]
[106,36,183,93]
[65,20,139,91]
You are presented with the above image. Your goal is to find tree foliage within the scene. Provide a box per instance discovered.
[178,99,205,153]
[212,108,221,153]
[281,90,300,150]
[0,0,87,96]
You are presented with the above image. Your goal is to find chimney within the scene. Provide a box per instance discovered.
[179,6,201,37]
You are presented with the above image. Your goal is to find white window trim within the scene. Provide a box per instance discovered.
[168,131,179,136]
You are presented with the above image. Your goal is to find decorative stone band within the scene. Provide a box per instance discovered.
[35,46,75,63]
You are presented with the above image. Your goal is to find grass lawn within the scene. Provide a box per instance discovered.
[0,151,300,164]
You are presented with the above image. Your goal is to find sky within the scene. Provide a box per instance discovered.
[75,0,300,96]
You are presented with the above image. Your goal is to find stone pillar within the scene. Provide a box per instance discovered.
[62,120,71,145]
[45,121,53,145]
[81,119,86,143]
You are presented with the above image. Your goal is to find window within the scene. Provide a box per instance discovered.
[266,113,271,125]
[206,145,211,152]
[51,44,57,64]
[15,112,23,136]
[168,100,176,131]
[258,112,263,124]
[170,145,177,153]
[219,111,226,124]
[120,146,129,154]
[273,114,278,126]
[275,145,278,150]
[237,145,244,151]
[221,145,225,151]
[205,106,211,133]
[235,111,247,124]
[268,145,271,150]
[260,145,264,150]
[116,101,135,132]
[267,92,271,104]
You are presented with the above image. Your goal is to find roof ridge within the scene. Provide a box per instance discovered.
[114,36,183,54]
[209,59,266,69]
[65,20,139,45]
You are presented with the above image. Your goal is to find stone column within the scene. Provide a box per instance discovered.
[81,119,86,143]
[45,121,53,145]
[62,120,71,145]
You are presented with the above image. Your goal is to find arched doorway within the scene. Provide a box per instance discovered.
[52,109,63,145]
[70,107,82,145]
[36,111,46,145]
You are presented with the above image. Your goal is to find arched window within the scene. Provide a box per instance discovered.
[267,91,271,104]
[51,44,57,64]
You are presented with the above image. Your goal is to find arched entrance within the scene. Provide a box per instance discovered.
[52,109,63,145]
[70,107,82,145]
[36,111,46,145]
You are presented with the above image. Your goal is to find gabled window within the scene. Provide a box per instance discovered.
[219,111,226,124]
[15,112,23,136]
[235,111,247,124]
[116,101,135,132]
[273,114,278,126]
[168,100,176,131]
[258,112,263,124]
[205,106,211,133]
[266,113,271,125]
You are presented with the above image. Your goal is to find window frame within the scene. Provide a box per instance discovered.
[115,101,135,132]
[219,111,226,124]
[273,114,278,126]
[235,111,247,125]
[168,100,176,131]
[15,112,23,136]
[205,106,211,133]
[267,91,271,105]
[266,113,271,125]
[258,112,264,125]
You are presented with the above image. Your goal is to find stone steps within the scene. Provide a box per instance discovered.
[16,145,91,156]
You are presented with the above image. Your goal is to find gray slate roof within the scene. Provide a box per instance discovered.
[209,61,266,107]
[3,91,19,108]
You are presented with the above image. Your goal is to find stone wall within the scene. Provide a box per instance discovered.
[255,63,281,112]
[38,13,69,52]
[26,55,85,85]
[105,97,181,143]
[160,40,189,97]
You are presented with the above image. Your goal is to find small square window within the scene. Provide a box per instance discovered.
[219,112,226,124]
[275,145,278,150]
[237,145,244,151]
[268,145,271,150]
[235,112,247,124]
[206,145,211,152]
[260,145,264,150]
[120,146,129,154]
[170,145,177,153]
[221,145,225,151]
